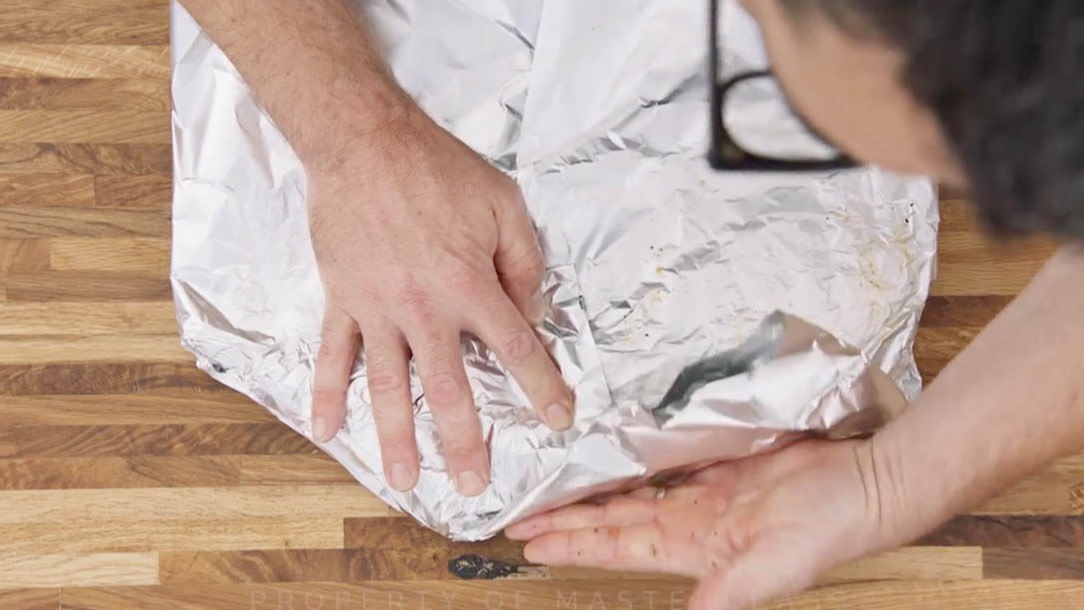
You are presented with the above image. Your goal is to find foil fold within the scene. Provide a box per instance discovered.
[170,0,938,540]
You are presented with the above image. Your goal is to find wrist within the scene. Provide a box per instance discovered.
[850,435,914,555]
[859,426,957,553]
[301,80,423,179]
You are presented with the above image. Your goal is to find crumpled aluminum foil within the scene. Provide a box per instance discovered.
[170,0,938,540]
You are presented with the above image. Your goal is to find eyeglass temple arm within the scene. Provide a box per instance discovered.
[708,0,724,145]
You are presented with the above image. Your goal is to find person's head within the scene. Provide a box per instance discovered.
[740,0,1084,239]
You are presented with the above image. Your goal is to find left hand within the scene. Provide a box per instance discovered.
[505,439,887,610]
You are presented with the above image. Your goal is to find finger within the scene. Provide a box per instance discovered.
[522,522,704,577]
[470,292,573,430]
[362,321,419,492]
[506,486,718,540]
[688,460,743,488]
[409,325,489,497]
[506,497,658,540]
[492,186,546,324]
[311,305,360,442]
[626,484,717,505]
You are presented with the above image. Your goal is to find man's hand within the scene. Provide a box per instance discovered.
[177,0,573,497]
[308,110,574,496]
[506,440,884,610]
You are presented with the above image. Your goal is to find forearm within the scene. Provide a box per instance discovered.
[178,0,415,171]
[869,244,1084,549]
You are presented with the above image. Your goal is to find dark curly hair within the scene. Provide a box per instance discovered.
[785,0,1084,240]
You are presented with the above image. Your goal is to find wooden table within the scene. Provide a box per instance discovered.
[0,1,1081,608]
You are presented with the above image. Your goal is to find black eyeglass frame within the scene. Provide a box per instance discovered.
[707,0,858,172]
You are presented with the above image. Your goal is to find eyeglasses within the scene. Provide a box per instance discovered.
[708,0,858,172]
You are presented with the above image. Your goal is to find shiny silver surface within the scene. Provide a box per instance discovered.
[170,0,938,540]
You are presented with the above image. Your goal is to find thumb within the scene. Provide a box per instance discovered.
[492,187,546,324]
[688,549,820,610]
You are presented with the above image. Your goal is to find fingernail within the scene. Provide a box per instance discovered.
[389,462,414,491]
[504,521,535,540]
[527,289,546,325]
[523,541,544,563]
[546,402,573,430]
[312,416,330,442]
[457,470,487,497]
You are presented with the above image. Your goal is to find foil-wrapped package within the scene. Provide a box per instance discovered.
[170,0,938,540]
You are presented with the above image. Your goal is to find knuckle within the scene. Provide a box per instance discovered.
[431,405,483,459]
[498,329,537,365]
[424,370,467,408]
[512,246,545,280]
[443,257,487,295]
[367,368,408,396]
[317,339,347,363]
[312,386,345,406]
[392,277,430,315]
[601,527,622,561]
[316,340,336,361]
[440,441,480,466]
[373,414,411,443]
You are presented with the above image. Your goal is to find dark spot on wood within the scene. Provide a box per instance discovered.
[984,548,1084,580]
[447,554,518,580]
[918,515,1084,547]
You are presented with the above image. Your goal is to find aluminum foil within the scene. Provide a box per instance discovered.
[170,0,938,540]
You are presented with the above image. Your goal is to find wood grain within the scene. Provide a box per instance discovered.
[0,110,169,144]
[0,78,169,111]
[0,362,223,395]
[0,4,168,46]
[0,589,58,610]
[94,175,171,208]
[0,143,170,174]
[0,455,242,490]
[50,238,170,273]
[0,553,158,588]
[0,393,272,426]
[0,174,95,206]
[239,454,356,486]
[922,516,1084,547]
[0,207,169,238]
[0,422,317,458]
[0,518,344,554]
[0,45,168,79]
[0,302,177,335]
[0,1,1081,608]
[0,485,389,523]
